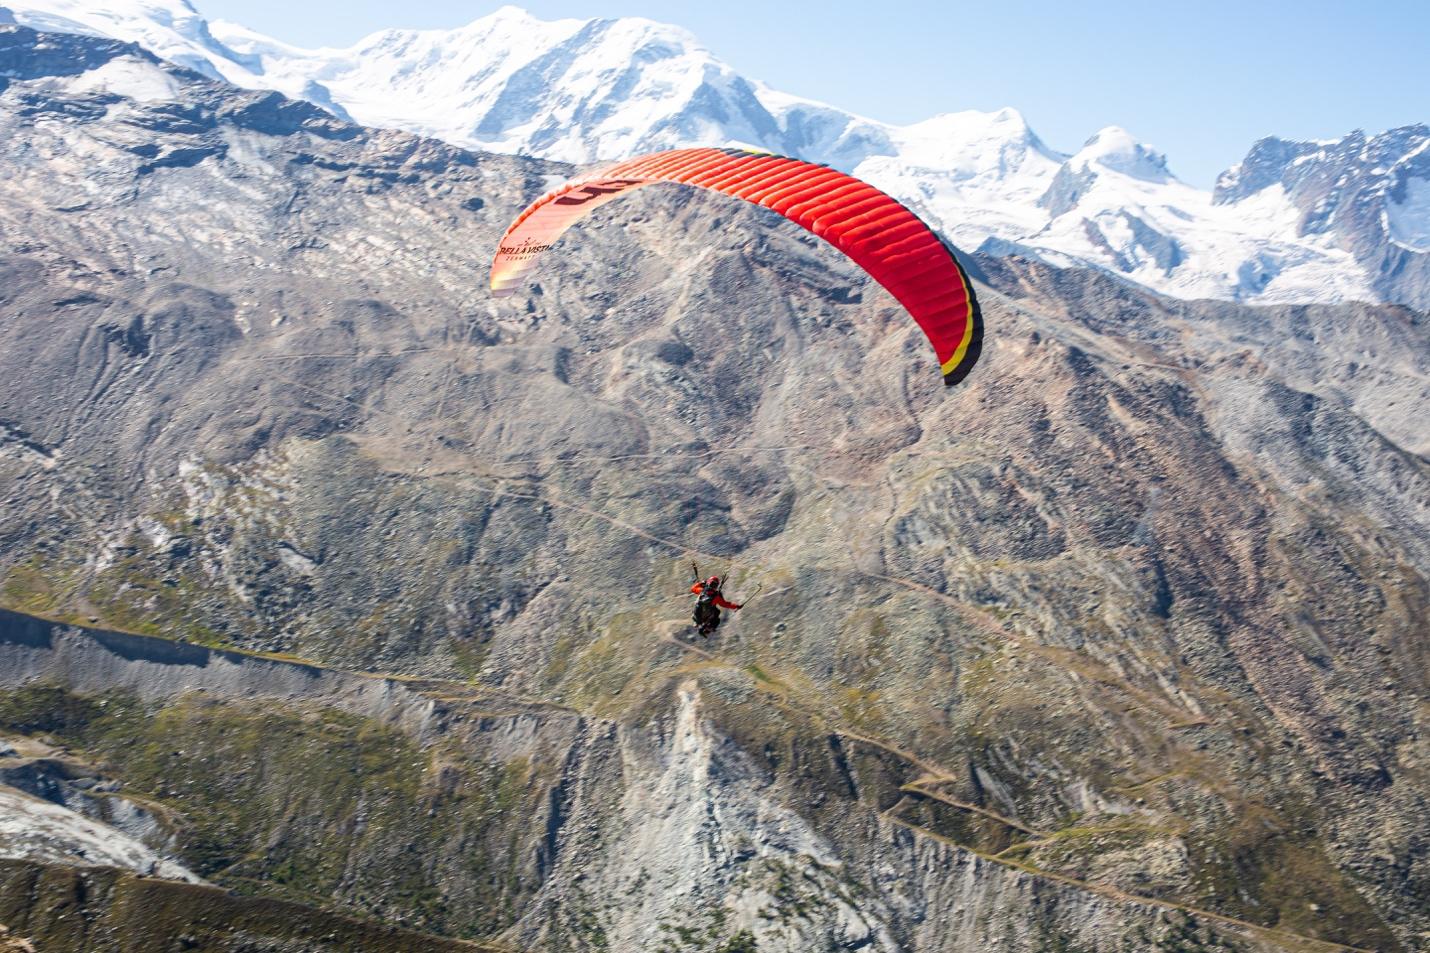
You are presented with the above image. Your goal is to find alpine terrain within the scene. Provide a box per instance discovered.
[5,0,1430,311]
[0,13,1426,953]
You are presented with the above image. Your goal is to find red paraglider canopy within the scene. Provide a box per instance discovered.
[491,147,983,385]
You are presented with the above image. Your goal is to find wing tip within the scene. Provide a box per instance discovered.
[941,322,985,387]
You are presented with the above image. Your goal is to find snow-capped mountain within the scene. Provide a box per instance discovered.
[1214,126,1430,308]
[5,0,1429,309]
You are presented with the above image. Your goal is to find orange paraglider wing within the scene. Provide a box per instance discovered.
[490,147,983,386]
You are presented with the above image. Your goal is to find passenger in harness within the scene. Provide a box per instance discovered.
[691,574,741,637]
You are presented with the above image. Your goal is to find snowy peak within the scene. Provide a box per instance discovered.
[1069,126,1174,182]
[1216,125,1430,206]
[890,107,1061,174]
[1214,125,1430,241]
[847,105,1065,251]
[210,5,782,164]
[1036,127,1173,222]
[1213,135,1321,205]
[480,4,547,27]
[4,0,250,82]
[1208,125,1430,304]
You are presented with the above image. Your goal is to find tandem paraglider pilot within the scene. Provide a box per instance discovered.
[690,575,741,638]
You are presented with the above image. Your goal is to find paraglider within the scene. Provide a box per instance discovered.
[490,147,984,385]
[688,565,743,638]
[691,575,741,637]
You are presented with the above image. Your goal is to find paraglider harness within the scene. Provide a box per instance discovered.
[689,563,758,638]
[690,564,727,637]
[693,582,723,637]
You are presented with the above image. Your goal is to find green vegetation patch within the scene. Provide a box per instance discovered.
[1185,802,1401,950]
[0,683,545,940]
[0,858,488,953]
[0,538,233,646]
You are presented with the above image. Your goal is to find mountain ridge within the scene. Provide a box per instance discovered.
[5,0,1430,310]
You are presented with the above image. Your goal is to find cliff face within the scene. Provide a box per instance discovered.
[1215,126,1430,310]
[0,23,1426,953]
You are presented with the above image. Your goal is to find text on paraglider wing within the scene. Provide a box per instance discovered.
[497,238,555,260]
[553,179,644,206]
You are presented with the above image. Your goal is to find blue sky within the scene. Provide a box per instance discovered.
[200,0,1429,187]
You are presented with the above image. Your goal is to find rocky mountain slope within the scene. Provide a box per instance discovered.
[0,22,1426,953]
[0,778,198,883]
[0,857,499,951]
[6,0,1430,310]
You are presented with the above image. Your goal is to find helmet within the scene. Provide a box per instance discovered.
[706,576,721,588]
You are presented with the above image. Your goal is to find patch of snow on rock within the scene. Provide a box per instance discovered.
[0,784,201,881]
[1386,175,1430,251]
[64,52,179,100]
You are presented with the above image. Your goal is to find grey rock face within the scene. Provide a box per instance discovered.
[1216,126,1430,309]
[0,783,200,881]
[1037,162,1098,219]
[0,23,1426,953]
